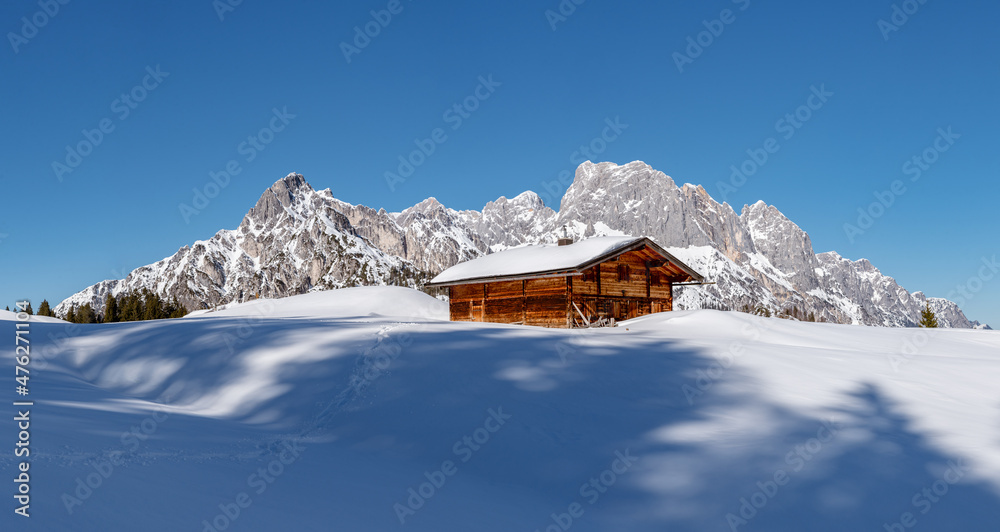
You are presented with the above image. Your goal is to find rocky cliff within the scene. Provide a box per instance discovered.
[56,162,987,329]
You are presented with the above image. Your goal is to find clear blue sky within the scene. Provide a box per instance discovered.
[1,0,997,326]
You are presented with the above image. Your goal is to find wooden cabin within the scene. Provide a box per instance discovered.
[425,236,704,328]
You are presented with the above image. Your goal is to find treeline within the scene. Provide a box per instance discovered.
[21,290,188,324]
[7,301,55,317]
[737,303,818,322]
[686,300,943,327]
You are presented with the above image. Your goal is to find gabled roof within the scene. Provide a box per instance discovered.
[426,236,704,287]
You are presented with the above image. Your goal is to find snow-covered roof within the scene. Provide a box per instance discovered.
[428,236,703,286]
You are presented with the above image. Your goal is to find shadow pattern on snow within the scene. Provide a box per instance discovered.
[11,318,1000,532]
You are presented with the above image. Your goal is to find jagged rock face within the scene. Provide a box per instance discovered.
[475,191,557,250]
[391,198,488,273]
[57,164,987,329]
[815,252,921,326]
[812,252,980,328]
[56,174,429,315]
[558,161,755,259]
[741,201,821,292]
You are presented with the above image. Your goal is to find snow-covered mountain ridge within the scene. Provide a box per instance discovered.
[57,161,987,328]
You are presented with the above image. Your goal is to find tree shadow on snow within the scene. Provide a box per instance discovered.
[285,324,1000,532]
[22,318,1000,532]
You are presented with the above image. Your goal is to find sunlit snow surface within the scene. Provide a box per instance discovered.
[2,286,999,531]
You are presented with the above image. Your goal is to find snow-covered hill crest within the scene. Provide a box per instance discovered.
[10,295,1000,530]
[58,164,987,328]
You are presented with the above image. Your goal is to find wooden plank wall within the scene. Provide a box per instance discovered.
[484,280,524,324]
[446,247,690,327]
[448,277,569,327]
[523,277,568,327]
[569,250,677,323]
[449,283,481,322]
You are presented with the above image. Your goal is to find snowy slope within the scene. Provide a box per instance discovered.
[184,286,448,320]
[0,309,66,323]
[5,288,1000,531]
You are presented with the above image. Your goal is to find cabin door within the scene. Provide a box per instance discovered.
[471,301,483,322]
[612,301,628,321]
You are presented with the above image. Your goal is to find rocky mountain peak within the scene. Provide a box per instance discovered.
[740,200,819,288]
[56,164,986,329]
[271,172,312,203]
[509,190,546,209]
[401,197,445,216]
[243,172,316,228]
[483,191,551,216]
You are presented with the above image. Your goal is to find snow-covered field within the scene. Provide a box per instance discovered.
[3,287,999,531]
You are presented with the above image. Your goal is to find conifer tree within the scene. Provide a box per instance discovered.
[37,300,50,316]
[919,303,938,328]
[142,290,162,320]
[103,293,119,323]
[78,303,97,324]
[22,302,33,315]
[119,290,141,322]
[168,296,188,319]
[66,305,77,323]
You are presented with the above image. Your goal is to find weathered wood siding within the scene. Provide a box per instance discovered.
[484,280,524,324]
[446,245,692,327]
[448,277,569,327]
[568,249,680,324]
[523,277,569,327]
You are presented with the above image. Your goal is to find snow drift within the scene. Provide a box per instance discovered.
[4,287,999,531]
